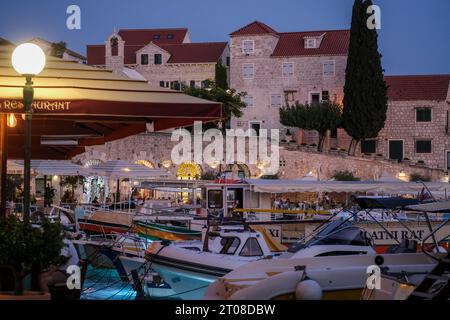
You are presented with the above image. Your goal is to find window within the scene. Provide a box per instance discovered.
[305,38,317,49]
[282,62,294,76]
[110,37,119,56]
[240,238,264,257]
[190,80,196,88]
[201,80,210,89]
[220,237,241,255]
[249,122,261,136]
[416,108,432,122]
[243,95,254,107]
[323,60,335,76]
[166,33,174,40]
[322,90,329,101]
[310,93,320,105]
[416,140,432,153]
[159,81,165,87]
[242,40,254,54]
[140,54,149,65]
[361,140,376,154]
[226,56,230,67]
[153,34,161,40]
[315,251,368,257]
[208,190,223,208]
[270,94,282,108]
[154,54,162,65]
[243,63,254,79]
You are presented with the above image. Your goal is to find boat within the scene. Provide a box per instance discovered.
[144,221,287,299]
[361,200,450,300]
[203,197,447,300]
[73,232,151,281]
[132,220,202,241]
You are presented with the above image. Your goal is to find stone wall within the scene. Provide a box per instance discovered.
[73,132,447,182]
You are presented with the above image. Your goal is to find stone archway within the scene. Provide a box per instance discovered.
[176,161,203,180]
[135,159,155,169]
[224,163,251,179]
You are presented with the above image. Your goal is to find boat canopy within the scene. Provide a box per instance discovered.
[405,201,450,213]
[244,179,449,194]
[356,197,420,209]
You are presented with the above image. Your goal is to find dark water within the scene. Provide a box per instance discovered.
[81,266,136,300]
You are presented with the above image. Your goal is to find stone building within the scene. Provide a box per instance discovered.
[86,28,229,89]
[228,21,349,145]
[364,75,450,170]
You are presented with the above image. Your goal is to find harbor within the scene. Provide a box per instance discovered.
[0,0,449,310]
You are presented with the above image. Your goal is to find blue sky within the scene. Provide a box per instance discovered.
[0,0,449,75]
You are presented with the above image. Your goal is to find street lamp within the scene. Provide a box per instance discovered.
[11,43,46,220]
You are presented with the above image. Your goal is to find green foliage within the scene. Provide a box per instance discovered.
[215,60,228,89]
[261,174,279,180]
[50,41,67,58]
[0,217,64,294]
[184,80,246,131]
[343,0,388,155]
[201,171,217,180]
[6,174,23,201]
[44,185,56,207]
[60,176,84,203]
[332,170,361,181]
[409,173,431,182]
[280,101,342,151]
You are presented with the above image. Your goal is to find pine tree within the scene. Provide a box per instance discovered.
[343,0,388,155]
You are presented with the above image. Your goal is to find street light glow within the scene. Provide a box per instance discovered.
[11,43,46,75]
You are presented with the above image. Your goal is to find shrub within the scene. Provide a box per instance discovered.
[409,173,431,182]
[332,170,361,181]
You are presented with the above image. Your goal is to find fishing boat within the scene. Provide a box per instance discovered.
[203,197,448,300]
[132,220,202,241]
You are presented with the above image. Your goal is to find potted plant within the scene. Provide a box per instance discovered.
[0,216,64,300]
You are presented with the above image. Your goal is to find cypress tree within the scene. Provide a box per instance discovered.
[343,0,388,155]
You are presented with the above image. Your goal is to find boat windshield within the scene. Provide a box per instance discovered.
[288,219,373,253]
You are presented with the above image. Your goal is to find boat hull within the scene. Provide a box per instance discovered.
[133,221,201,242]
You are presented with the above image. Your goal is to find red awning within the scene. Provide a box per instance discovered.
[0,44,223,159]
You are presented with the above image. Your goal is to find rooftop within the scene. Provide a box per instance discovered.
[385,75,450,101]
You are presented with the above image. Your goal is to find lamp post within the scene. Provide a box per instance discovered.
[11,43,46,221]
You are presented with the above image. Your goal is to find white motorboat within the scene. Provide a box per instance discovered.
[144,223,287,300]
[203,198,449,300]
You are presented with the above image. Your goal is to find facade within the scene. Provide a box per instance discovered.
[29,37,86,64]
[228,21,349,142]
[366,75,450,170]
[87,28,229,89]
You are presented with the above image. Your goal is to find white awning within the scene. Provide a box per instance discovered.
[12,160,92,176]
[89,160,169,179]
[245,179,450,194]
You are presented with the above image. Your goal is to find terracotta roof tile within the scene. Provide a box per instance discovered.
[272,30,350,57]
[159,42,227,63]
[87,28,188,65]
[230,21,278,36]
[385,75,450,101]
[86,45,105,65]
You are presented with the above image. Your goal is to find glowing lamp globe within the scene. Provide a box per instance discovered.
[11,43,46,75]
